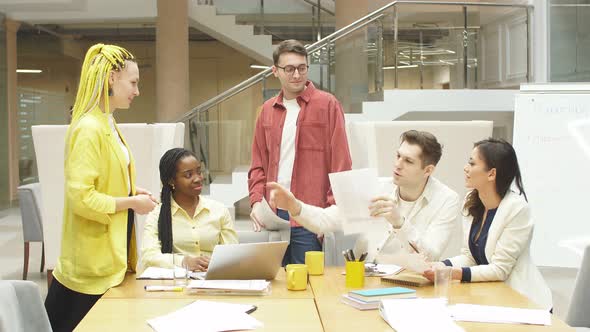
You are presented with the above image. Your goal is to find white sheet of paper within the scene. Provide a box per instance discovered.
[137,266,187,280]
[569,118,590,161]
[147,300,262,332]
[329,168,380,219]
[254,197,291,231]
[372,264,404,276]
[380,298,464,332]
[448,304,551,326]
[187,279,270,292]
[329,169,389,235]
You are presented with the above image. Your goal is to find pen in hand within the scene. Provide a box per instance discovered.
[408,241,420,254]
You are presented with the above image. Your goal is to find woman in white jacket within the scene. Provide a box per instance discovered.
[424,138,552,310]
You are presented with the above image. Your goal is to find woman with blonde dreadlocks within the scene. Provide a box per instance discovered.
[44,43,157,332]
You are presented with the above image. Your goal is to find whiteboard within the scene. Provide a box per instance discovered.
[513,84,590,267]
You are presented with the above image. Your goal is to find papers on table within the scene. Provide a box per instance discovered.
[252,198,291,242]
[187,279,271,295]
[380,299,551,330]
[380,252,430,274]
[380,298,464,332]
[137,266,187,280]
[329,168,389,234]
[448,304,552,326]
[147,300,262,332]
[365,264,404,276]
[341,264,403,276]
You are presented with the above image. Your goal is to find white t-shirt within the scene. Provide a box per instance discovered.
[397,196,417,221]
[108,115,131,193]
[277,98,301,190]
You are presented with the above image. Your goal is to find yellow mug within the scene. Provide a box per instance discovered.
[305,251,324,276]
[345,261,365,288]
[286,264,308,291]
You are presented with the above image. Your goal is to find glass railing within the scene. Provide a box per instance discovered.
[181,1,532,188]
[0,13,8,208]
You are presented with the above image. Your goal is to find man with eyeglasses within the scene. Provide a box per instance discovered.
[248,39,352,265]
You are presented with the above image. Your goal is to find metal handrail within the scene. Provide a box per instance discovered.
[177,0,531,122]
[301,0,335,16]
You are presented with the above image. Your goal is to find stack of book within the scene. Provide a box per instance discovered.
[341,286,417,310]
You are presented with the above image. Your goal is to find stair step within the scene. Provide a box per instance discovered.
[188,3,272,65]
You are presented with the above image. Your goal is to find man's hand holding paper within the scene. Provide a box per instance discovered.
[369,195,403,228]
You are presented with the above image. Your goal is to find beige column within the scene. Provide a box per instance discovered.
[334,0,369,114]
[156,0,189,122]
[6,19,20,202]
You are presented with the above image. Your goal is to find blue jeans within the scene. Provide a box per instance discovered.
[278,209,322,266]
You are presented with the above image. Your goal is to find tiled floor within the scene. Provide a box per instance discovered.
[0,207,578,321]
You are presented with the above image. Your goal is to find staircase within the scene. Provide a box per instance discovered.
[188,1,274,65]
[203,165,249,220]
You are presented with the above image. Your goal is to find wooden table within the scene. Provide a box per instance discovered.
[310,267,573,332]
[104,269,314,299]
[78,267,573,331]
[75,298,323,332]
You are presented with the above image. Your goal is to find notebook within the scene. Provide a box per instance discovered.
[349,287,416,301]
[381,271,432,287]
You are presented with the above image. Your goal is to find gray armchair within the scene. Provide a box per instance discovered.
[566,244,590,331]
[324,231,360,266]
[17,183,45,280]
[0,280,52,332]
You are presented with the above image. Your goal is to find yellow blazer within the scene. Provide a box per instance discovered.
[53,107,137,295]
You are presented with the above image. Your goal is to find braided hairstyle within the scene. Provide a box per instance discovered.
[71,43,135,123]
[66,44,135,154]
[158,148,198,253]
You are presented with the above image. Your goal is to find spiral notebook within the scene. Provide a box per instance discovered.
[381,271,432,287]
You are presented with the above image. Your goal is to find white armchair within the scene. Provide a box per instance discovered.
[31,123,185,278]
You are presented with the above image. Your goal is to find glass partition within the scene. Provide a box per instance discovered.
[0,13,9,207]
[15,27,71,186]
[17,88,68,184]
[550,0,590,82]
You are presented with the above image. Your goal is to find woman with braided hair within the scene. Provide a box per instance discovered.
[140,148,238,272]
[44,43,157,331]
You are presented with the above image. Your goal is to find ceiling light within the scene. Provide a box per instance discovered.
[383,65,419,70]
[17,69,42,74]
[250,65,270,70]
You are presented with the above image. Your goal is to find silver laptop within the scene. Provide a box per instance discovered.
[203,241,288,280]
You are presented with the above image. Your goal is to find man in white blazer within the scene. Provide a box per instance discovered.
[266,130,460,262]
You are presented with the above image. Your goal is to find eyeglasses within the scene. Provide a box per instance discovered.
[276,64,309,75]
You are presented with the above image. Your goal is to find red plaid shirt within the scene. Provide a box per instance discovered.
[248,81,352,227]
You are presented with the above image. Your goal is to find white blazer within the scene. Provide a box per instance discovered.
[448,190,552,310]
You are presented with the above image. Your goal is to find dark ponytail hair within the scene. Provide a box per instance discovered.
[464,138,527,218]
[158,148,198,253]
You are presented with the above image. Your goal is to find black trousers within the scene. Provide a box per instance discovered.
[44,278,102,332]
[44,210,133,331]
